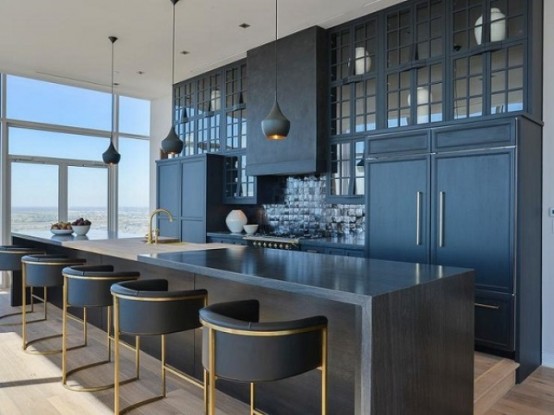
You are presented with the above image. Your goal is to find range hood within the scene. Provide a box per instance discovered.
[246,26,328,176]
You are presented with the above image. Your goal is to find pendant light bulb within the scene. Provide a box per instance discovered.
[262,0,290,140]
[103,36,121,165]
[161,0,183,157]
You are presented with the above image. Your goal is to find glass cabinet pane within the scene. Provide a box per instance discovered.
[387,72,410,127]
[490,44,524,113]
[353,20,377,76]
[226,109,247,150]
[331,85,351,135]
[225,155,254,199]
[453,54,484,119]
[415,0,444,60]
[354,79,377,132]
[387,9,412,68]
[330,29,351,81]
[354,141,365,196]
[330,142,352,196]
[415,63,443,123]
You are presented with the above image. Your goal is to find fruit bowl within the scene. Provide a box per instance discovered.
[72,225,90,236]
[50,229,73,235]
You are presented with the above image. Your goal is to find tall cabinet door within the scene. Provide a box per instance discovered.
[367,156,430,263]
[181,157,207,243]
[432,149,515,293]
[157,160,180,238]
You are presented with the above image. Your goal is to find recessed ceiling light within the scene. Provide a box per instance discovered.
[239,23,250,29]
[181,50,189,55]
[137,70,145,75]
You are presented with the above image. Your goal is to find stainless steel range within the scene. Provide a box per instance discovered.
[243,235,301,250]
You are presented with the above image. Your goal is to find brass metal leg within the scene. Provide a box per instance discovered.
[208,327,215,415]
[322,327,328,415]
[21,264,27,350]
[250,382,255,415]
[114,296,120,415]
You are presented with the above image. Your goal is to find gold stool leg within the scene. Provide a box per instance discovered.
[250,382,255,415]
[208,327,216,415]
[114,296,120,415]
[322,327,328,415]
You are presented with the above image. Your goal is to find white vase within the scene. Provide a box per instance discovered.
[354,47,371,75]
[407,87,432,123]
[210,89,221,111]
[225,209,247,233]
[474,8,506,45]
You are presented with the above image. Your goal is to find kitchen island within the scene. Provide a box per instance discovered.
[12,232,474,415]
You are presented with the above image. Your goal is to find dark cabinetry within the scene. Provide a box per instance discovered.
[246,26,328,176]
[156,154,226,243]
[366,116,541,380]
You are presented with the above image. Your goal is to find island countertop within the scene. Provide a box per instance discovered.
[138,247,472,304]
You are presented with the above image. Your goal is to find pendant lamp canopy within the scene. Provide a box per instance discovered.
[261,0,290,140]
[102,35,121,165]
[161,0,184,156]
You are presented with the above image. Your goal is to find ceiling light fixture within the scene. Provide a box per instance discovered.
[102,36,121,165]
[261,0,290,140]
[161,0,184,157]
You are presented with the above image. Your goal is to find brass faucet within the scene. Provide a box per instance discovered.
[147,208,174,244]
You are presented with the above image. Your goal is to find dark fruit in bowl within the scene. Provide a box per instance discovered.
[72,217,91,226]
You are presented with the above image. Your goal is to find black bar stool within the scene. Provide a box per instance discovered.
[62,264,141,392]
[21,254,86,354]
[199,299,328,415]
[0,245,43,325]
[111,278,208,415]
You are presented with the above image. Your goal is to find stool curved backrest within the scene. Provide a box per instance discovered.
[200,299,328,383]
[22,254,86,287]
[63,264,140,307]
[111,278,207,335]
[0,246,43,271]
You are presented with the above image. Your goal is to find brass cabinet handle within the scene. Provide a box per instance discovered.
[416,192,422,246]
[438,191,445,247]
[475,302,500,310]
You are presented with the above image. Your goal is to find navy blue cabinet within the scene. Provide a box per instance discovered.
[366,116,541,381]
[156,154,226,243]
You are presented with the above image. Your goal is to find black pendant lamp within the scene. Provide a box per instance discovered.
[160,0,184,156]
[102,36,121,165]
[261,0,290,140]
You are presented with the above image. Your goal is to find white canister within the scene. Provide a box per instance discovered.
[354,47,372,75]
[474,8,506,45]
[225,209,247,233]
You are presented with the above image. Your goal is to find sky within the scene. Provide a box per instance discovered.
[6,75,150,208]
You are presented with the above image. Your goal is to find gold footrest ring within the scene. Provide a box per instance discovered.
[63,359,138,392]
[24,334,86,355]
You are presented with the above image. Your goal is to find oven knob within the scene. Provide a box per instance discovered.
[263,242,267,247]
[253,242,258,247]
[285,245,290,250]
[279,244,283,249]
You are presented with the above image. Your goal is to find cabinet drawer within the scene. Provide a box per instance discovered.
[475,291,514,352]
[433,120,515,151]
[367,131,430,155]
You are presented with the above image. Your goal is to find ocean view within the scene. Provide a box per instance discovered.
[11,206,149,235]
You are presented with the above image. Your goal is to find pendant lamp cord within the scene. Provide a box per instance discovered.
[172,2,176,88]
[111,38,115,145]
[274,0,278,100]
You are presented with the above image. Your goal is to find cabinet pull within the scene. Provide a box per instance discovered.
[416,192,422,245]
[439,191,445,247]
[475,303,500,310]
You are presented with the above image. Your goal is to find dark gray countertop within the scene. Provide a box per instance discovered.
[139,247,472,305]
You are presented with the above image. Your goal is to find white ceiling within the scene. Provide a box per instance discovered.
[0,0,405,100]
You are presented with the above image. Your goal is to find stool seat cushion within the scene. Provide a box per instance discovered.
[200,300,327,383]
[111,279,207,336]
[63,265,140,307]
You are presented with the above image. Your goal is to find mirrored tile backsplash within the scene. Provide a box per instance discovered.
[262,175,365,236]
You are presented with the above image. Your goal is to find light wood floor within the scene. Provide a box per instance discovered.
[0,289,552,414]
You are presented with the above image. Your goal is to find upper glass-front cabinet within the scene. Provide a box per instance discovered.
[330,17,378,137]
[452,0,525,119]
[385,1,445,128]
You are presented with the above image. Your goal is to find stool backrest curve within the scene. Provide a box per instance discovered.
[22,255,86,287]
[0,246,44,271]
[63,265,140,307]
[200,300,327,383]
[111,278,208,336]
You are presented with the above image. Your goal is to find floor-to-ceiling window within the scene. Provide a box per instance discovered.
[0,74,151,239]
